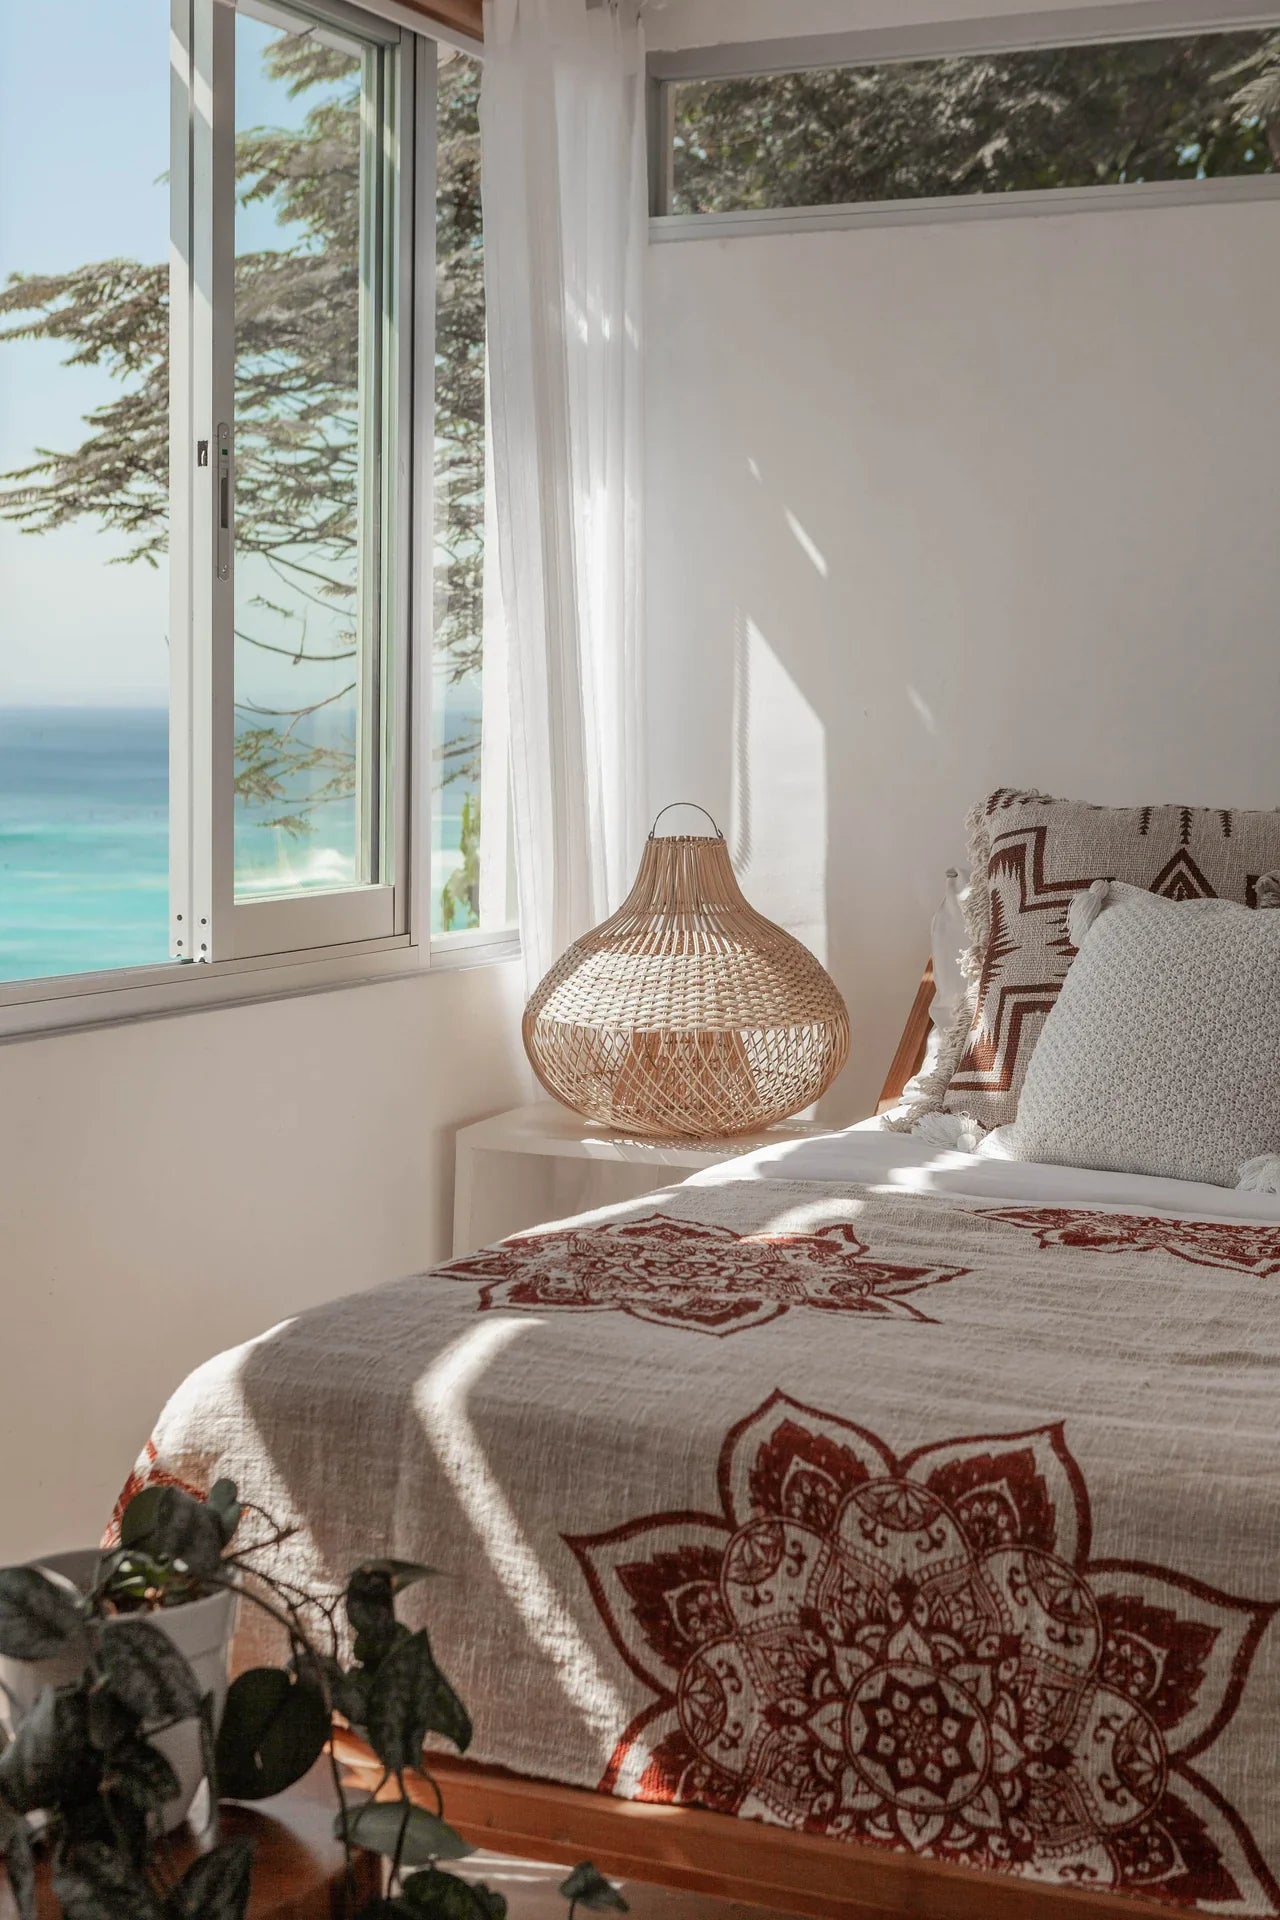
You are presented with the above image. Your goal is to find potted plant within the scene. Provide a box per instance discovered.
[0,1483,627,1920]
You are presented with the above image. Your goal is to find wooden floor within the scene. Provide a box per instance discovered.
[454,1852,802,1918]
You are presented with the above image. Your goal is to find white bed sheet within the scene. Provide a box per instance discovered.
[688,1117,1280,1224]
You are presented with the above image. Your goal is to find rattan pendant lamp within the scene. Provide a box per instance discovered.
[523,804,850,1140]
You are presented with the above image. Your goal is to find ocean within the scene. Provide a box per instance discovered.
[0,705,475,985]
[0,708,170,983]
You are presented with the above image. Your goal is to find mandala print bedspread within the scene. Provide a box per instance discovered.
[119,1179,1280,1915]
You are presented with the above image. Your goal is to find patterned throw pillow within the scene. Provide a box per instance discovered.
[912,787,1280,1133]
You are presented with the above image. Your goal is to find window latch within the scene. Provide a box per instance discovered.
[216,423,231,580]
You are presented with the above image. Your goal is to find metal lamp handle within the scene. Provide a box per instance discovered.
[648,801,725,840]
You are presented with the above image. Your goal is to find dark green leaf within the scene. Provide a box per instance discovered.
[215,1668,330,1800]
[335,1798,474,1866]
[558,1864,628,1912]
[88,1688,141,1753]
[3,1819,35,1920]
[104,1736,180,1812]
[0,1687,99,1813]
[353,1903,416,1920]
[314,1654,372,1729]
[0,1565,84,1659]
[97,1620,202,1723]
[356,1560,440,1596]
[353,1621,410,1672]
[51,1838,164,1920]
[167,1839,255,1920]
[205,1481,242,1548]
[366,1631,471,1772]
[345,1568,398,1660]
[118,1487,225,1580]
[402,1868,507,1918]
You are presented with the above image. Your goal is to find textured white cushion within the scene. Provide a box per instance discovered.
[982,881,1280,1188]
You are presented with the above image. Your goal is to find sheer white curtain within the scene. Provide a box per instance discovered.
[479,0,647,992]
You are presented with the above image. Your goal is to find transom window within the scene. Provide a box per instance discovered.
[659,26,1280,218]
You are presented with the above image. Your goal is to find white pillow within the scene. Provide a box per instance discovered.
[982,880,1280,1189]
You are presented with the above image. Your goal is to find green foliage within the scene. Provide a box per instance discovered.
[166,1841,256,1920]
[335,1801,473,1867]
[365,1629,472,1771]
[672,31,1280,214]
[402,1867,508,1917]
[214,1668,331,1800]
[0,1568,84,1661]
[558,1865,629,1914]
[95,1622,203,1725]
[0,1482,624,1920]
[440,792,481,934]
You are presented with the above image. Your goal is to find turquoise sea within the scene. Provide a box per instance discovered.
[0,704,476,984]
[0,708,170,982]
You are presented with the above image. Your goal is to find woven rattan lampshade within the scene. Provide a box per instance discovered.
[523,808,850,1140]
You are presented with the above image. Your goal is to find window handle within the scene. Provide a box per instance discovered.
[216,423,231,580]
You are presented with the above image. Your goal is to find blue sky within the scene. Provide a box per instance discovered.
[0,0,324,709]
[0,0,170,705]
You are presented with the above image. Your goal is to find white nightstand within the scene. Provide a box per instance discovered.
[452,1101,829,1256]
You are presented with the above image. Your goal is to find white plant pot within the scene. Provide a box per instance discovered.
[0,1549,237,1834]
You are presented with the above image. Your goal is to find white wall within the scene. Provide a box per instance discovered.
[645,198,1280,1119]
[0,964,531,1560]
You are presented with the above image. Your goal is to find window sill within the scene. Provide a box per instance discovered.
[651,173,1280,243]
[0,930,521,1045]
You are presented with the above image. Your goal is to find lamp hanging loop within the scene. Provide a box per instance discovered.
[648,801,724,840]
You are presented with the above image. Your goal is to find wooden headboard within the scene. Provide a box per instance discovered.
[876,961,935,1112]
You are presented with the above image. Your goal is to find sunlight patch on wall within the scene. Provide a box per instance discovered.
[784,507,829,579]
[730,611,829,963]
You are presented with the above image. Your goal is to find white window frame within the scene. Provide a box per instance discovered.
[649,0,1280,240]
[0,0,516,1046]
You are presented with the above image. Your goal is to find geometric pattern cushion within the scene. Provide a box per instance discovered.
[929,787,1280,1131]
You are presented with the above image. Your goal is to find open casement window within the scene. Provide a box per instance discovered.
[171,0,411,962]
[0,0,509,1021]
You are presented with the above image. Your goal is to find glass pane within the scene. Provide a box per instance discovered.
[434,48,513,937]
[233,7,384,900]
[0,0,170,983]
[671,31,1280,215]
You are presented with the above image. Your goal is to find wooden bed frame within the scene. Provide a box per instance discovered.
[876,960,936,1113]
[337,979,1190,1920]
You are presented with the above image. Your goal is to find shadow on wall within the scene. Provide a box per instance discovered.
[646,208,1280,1123]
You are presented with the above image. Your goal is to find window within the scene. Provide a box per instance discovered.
[432,47,515,939]
[173,0,407,963]
[661,27,1280,217]
[0,0,510,1015]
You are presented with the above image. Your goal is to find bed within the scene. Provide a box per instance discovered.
[118,977,1280,1920]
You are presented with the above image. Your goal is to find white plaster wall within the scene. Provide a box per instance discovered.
[645,198,1280,1120]
[0,963,531,1560]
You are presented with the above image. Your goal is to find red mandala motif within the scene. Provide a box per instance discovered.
[983,1208,1280,1278]
[570,1394,1279,1909]
[438,1214,966,1336]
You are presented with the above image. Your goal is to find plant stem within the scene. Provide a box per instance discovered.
[327,1738,359,1917]
[388,1774,411,1895]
